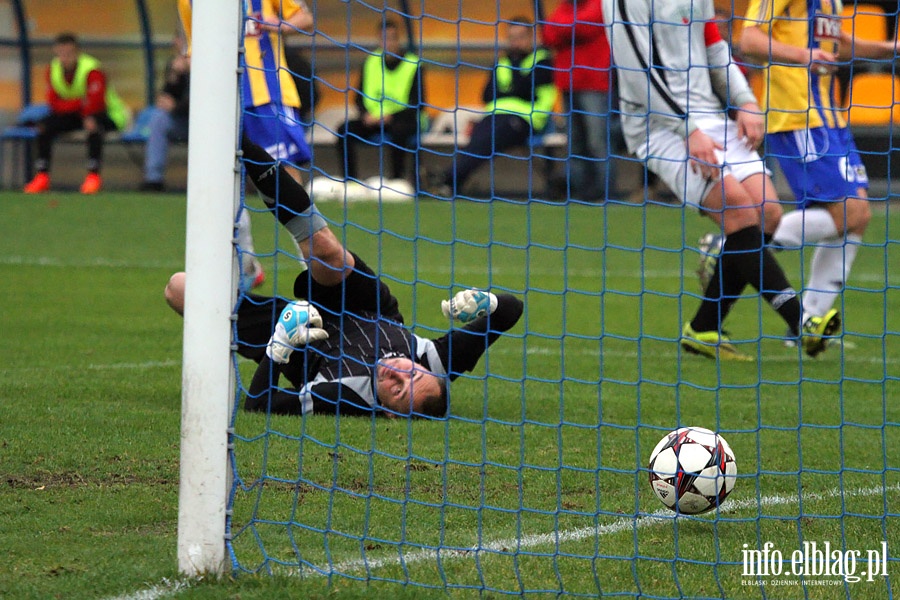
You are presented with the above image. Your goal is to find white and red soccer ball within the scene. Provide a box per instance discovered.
[648,427,737,514]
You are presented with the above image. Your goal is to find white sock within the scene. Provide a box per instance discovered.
[772,208,838,249]
[236,209,256,254]
[803,233,862,316]
[236,210,260,276]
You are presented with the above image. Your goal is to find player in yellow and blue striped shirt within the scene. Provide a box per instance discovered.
[178,0,313,165]
[178,0,314,290]
[742,0,898,330]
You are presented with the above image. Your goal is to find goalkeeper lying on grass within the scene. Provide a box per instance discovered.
[165,138,523,418]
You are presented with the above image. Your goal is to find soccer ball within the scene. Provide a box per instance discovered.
[647,427,737,514]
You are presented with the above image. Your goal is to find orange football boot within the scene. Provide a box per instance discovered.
[80,173,102,194]
[23,172,51,194]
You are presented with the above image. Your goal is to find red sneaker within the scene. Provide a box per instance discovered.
[23,172,50,194]
[80,173,102,194]
[252,268,266,289]
[240,258,266,292]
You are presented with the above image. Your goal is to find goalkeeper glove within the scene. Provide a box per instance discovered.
[441,289,498,323]
[266,301,329,364]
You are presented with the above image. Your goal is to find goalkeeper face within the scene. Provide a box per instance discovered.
[376,357,447,418]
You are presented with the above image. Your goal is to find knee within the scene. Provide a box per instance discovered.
[165,272,186,316]
[723,209,761,234]
[707,181,762,234]
[844,198,871,235]
[761,200,783,234]
[718,197,762,233]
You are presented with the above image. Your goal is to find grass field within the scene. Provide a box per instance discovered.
[1,190,898,599]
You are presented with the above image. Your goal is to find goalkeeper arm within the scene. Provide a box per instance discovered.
[432,291,524,380]
[246,354,304,415]
[246,354,380,416]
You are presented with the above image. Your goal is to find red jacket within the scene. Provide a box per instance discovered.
[542,0,611,93]
[46,66,108,118]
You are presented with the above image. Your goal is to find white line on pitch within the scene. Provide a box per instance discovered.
[4,339,893,377]
[0,255,182,270]
[106,483,898,600]
[407,264,898,285]
[84,360,180,371]
[502,343,898,366]
[103,577,191,600]
[1,360,181,374]
[3,255,896,286]
[318,483,900,577]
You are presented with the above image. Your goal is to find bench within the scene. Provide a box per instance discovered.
[1,104,569,197]
[0,104,158,189]
[306,105,568,199]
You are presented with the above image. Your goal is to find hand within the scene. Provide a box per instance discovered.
[686,129,723,180]
[83,115,97,133]
[808,48,837,75]
[258,18,293,33]
[735,103,765,149]
[266,301,329,364]
[362,113,381,127]
[156,94,176,112]
[258,19,281,33]
[171,54,190,74]
[441,289,498,323]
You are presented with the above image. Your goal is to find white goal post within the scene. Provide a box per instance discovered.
[176,0,242,577]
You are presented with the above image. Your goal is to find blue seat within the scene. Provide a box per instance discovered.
[14,104,50,126]
[1,125,38,140]
[119,106,163,144]
[1,104,50,141]
[18,103,51,123]
[0,104,52,188]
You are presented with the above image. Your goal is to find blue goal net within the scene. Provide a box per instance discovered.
[225,1,899,596]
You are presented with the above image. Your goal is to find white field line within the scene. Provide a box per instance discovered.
[318,482,900,577]
[500,344,899,366]
[0,255,183,270]
[4,337,893,377]
[104,578,191,600]
[107,483,898,600]
[3,254,897,285]
[83,360,181,370]
[421,265,898,286]
[2,360,181,374]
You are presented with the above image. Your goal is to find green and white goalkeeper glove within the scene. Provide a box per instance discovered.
[441,289,498,323]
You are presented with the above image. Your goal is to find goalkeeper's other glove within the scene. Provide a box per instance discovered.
[441,289,498,323]
[266,301,329,364]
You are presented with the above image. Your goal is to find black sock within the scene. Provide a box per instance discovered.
[690,256,746,333]
[757,247,802,336]
[240,135,311,220]
[721,225,802,336]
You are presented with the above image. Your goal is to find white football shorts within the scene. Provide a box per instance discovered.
[624,116,770,209]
